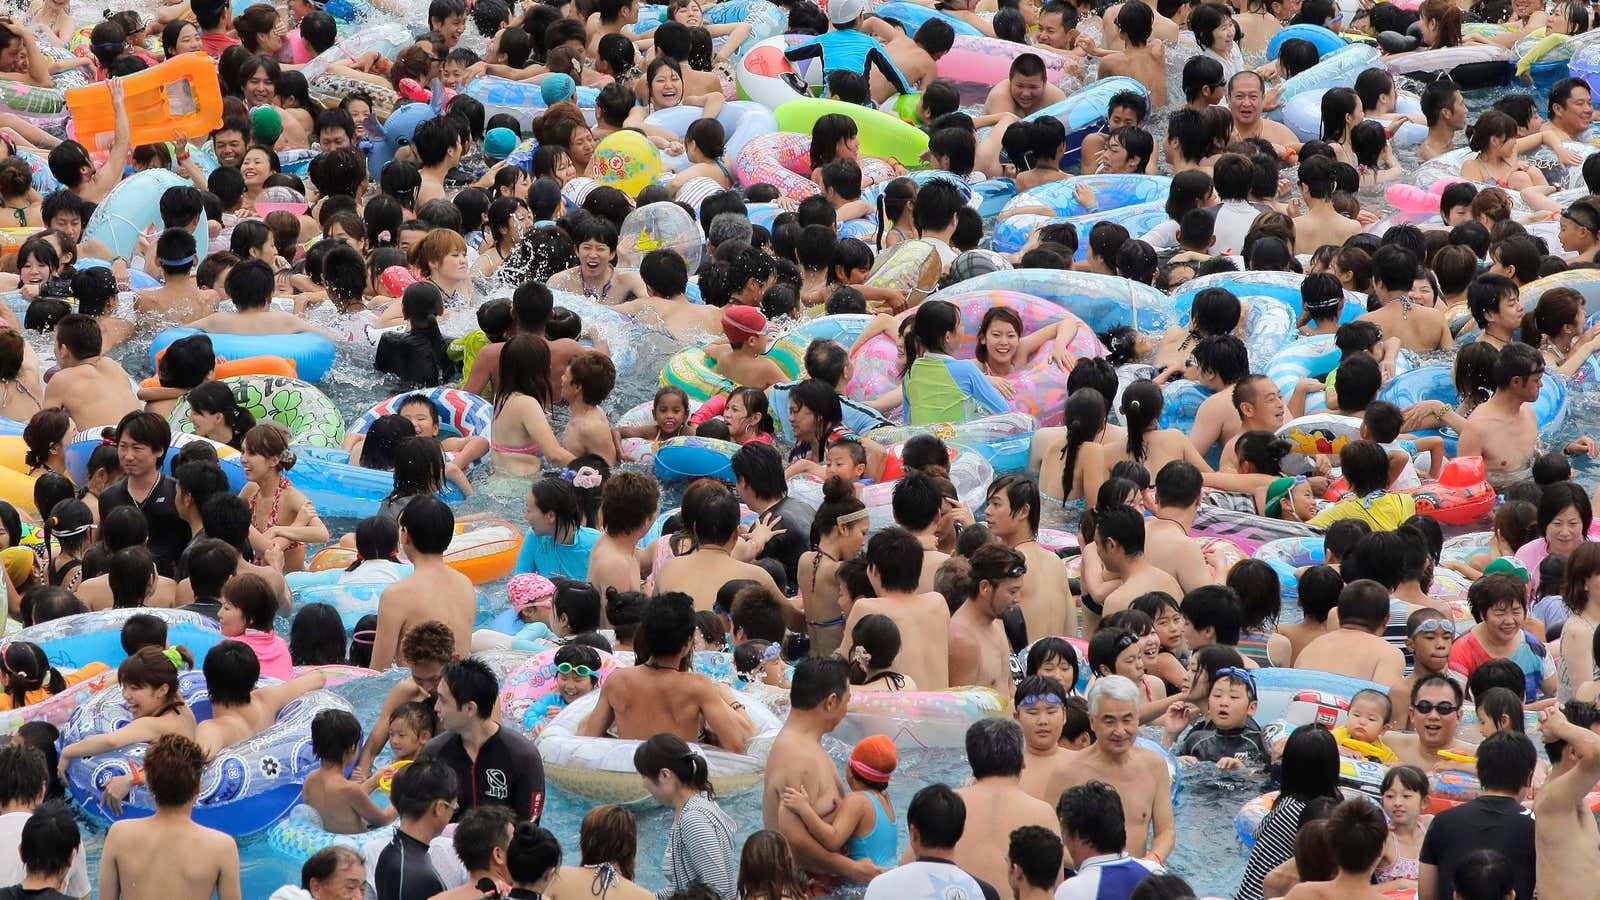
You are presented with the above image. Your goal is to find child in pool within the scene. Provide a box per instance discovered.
[380,701,435,770]
[825,438,869,485]
[617,385,694,448]
[1375,764,1432,888]
[734,639,791,689]
[1025,636,1082,694]
[1164,666,1269,770]
[303,708,396,835]
[1332,688,1399,763]
[1444,500,1537,581]
[1060,695,1093,750]
[521,643,602,736]
[1096,611,1175,717]
[694,610,728,653]
[506,573,559,645]
[1435,686,1549,780]
[1130,591,1189,693]
[0,641,107,711]
[781,735,901,871]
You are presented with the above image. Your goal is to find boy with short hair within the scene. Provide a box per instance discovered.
[1362,400,1445,490]
[1164,666,1268,770]
[1014,675,1074,805]
[825,438,868,484]
[707,306,787,390]
[1332,688,1399,763]
[302,708,397,835]
[42,314,138,429]
[396,392,488,473]
[1468,274,1524,350]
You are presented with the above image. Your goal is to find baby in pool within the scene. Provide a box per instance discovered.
[1332,688,1399,764]
[508,573,560,647]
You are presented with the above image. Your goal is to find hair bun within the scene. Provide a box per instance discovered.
[278,447,297,470]
[821,475,853,503]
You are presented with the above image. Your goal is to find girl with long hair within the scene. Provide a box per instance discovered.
[799,476,869,658]
[900,300,1011,425]
[1039,388,1109,507]
[490,334,575,476]
[239,423,328,572]
[634,733,737,899]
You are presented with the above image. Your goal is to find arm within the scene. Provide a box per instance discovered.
[256,670,326,717]
[60,715,168,761]
[781,786,867,851]
[1418,864,1438,900]
[1187,403,1227,458]
[369,592,404,671]
[577,683,616,737]
[783,38,823,63]
[1374,645,1407,688]
[866,45,911,96]
[1148,754,1175,859]
[1537,707,1600,814]
[961,360,1014,414]
[87,79,133,199]
[216,841,242,900]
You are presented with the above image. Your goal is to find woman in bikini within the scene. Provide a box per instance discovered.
[1038,388,1110,510]
[546,806,654,900]
[799,476,869,658]
[410,227,476,309]
[0,329,41,425]
[41,497,92,591]
[490,334,575,478]
[0,157,39,227]
[238,423,328,574]
[668,118,736,191]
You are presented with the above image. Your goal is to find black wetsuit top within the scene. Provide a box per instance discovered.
[373,829,444,900]
[423,726,546,823]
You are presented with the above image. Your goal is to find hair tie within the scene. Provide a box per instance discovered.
[352,630,376,644]
[571,466,601,489]
[101,435,116,446]
[161,646,183,669]
[378,230,392,242]
[1128,399,1140,410]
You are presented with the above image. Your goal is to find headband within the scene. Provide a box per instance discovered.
[835,507,870,526]
[158,254,197,268]
[849,757,893,782]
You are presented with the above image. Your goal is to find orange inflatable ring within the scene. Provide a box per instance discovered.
[141,354,298,388]
[1325,455,1496,526]
[309,519,524,585]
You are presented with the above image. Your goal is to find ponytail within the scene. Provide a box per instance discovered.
[632,733,715,799]
[1061,390,1108,503]
[900,300,959,377]
[0,643,58,709]
[1120,380,1163,464]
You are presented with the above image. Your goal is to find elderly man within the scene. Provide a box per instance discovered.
[1057,676,1175,862]
[276,846,365,900]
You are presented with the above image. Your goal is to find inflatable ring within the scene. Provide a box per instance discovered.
[863,411,1038,474]
[1024,76,1149,172]
[498,646,620,736]
[1267,23,1347,59]
[831,688,1009,750]
[305,519,517,583]
[348,387,493,450]
[140,355,298,389]
[1191,500,1324,554]
[999,174,1171,219]
[1265,333,1419,417]
[647,101,777,182]
[846,291,1101,428]
[1250,668,1386,726]
[0,665,116,735]
[64,670,353,835]
[1283,87,1428,146]
[0,78,65,117]
[924,268,1179,333]
[219,444,463,521]
[661,334,806,403]
[772,97,930,167]
[168,374,346,449]
[654,435,741,482]
[535,689,781,803]
[788,442,995,532]
[1377,364,1567,456]
[702,0,788,56]
[301,23,413,81]
[1324,455,1496,526]
[1269,43,1379,111]
[268,803,396,869]
[733,131,900,205]
[873,2,985,37]
[936,36,1071,106]
[1383,42,1513,89]
[151,329,336,383]
[82,168,210,265]
[617,399,702,465]
[1256,536,1324,603]
[992,203,1169,258]
[12,607,223,670]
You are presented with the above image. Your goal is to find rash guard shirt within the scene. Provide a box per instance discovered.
[423,725,546,822]
[785,29,912,96]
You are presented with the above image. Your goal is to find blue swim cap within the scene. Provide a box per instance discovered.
[541,73,576,106]
[484,127,519,161]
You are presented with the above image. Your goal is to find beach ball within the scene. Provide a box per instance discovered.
[618,201,704,272]
[589,130,660,198]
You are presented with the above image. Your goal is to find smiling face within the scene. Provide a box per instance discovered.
[673,0,704,25]
[1036,10,1075,48]
[1559,85,1595,131]
[239,443,279,482]
[1090,696,1138,751]
[241,147,274,187]
[1546,504,1585,554]
[17,255,49,286]
[244,68,276,106]
[650,66,684,107]
[218,596,246,636]
[122,681,170,718]
[387,717,425,759]
[213,129,248,168]
[1410,682,1463,746]
[1482,598,1527,643]
[173,22,203,54]
[1101,136,1135,173]
[654,393,688,435]
[556,669,594,702]
[982,319,1020,367]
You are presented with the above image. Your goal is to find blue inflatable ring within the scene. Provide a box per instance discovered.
[149,328,338,383]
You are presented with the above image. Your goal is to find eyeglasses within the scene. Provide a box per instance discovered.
[1412,700,1458,716]
[1412,618,1456,636]
[1215,667,1257,697]
[556,663,597,677]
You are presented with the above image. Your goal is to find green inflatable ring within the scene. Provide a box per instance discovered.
[168,374,347,449]
[660,334,807,403]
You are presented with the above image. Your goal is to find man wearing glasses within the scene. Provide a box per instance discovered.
[1386,673,1475,771]
[949,544,1027,693]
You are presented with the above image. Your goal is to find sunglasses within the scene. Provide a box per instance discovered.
[556,663,597,677]
[1412,700,1458,716]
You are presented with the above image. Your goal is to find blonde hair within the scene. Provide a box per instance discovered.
[409,228,468,277]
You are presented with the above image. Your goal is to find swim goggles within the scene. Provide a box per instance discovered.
[1214,666,1257,698]
[556,662,597,677]
[761,642,783,663]
[1412,699,1459,716]
[1411,618,1457,636]
[1017,693,1064,708]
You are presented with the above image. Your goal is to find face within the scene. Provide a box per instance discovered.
[1151,606,1184,650]
[1090,697,1138,751]
[188,406,225,438]
[556,669,594,702]
[116,438,160,478]
[388,717,425,759]
[1016,697,1066,750]
[1112,641,1145,681]
[1408,276,1435,308]
[1547,504,1585,553]
[17,255,49,285]
[218,596,246,636]
[410,660,444,696]
[400,404,439,438]
[241,148,273,186]
[1037,11,1075,48]
[673,0,704,25]
[570,127,596,165]
[1181,615,1207,654]
[983,320,1020,365]
[441,61,467,87]
[439,249,469,280]
[318,126,353,153]
[244,68,276,106]
[174,22,203,54]
[578,238,613,274]
[1207,678,1254,727]
[1560,87,1594,129]
[433,679,473,733]
[259,16,286,53]
[985,577,1024,617]
[1407,624,1455,672]
[1230,79,1262,124]
[1483,599,1527,641]
[651,66,684,107]
[824,446,865,481]
[1419,14,1438,43]
[239,443,280,480]
[1035,652,1074,687]
[526,493,558,536]
[122,681,169,718]
[1346,697,1388,741]
[346,99,372,125]
[654,394,688,434]
[1100,136,1136,173]
[789,403,817,441]
[1381,781,1422,825]
[1010,73,1046,109]
[1411,684,1463,745]
[437,12,466,43]
[310,859,367,900]
[1561,214,1597,251]
[45,210,81,242]
[1285,482,1317,520]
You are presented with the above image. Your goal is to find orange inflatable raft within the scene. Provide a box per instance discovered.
[141,355,298,388]
[309,519,523,585]
[1324,455,1495,526]
[66,53,223,150]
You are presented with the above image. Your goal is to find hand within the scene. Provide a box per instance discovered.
[781,784,809,810]
[1380,356,1396,381]
[1566,436,1599,458]
[101,773,135,816]
[1558,145,1584,167]
[1074,34,1096,53]
[1338,744,1363,758]
[1540,706,1570,732]
[843,857,885,884]
[744,512,787,551]
[1049,341,1080,370]
[987,375,1016,398]
[1357,209,1380,226]
[945,497,975,528]
[1073,183,1097,211]
[1163,701,1195,734]
[108,76,125,105]
[351,761,371,782]
[1286,197,1304,218]
[1216,756,1244,771]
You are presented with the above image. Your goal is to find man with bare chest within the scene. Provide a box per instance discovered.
[1057,676,1174,861]
[949,543,1026,692]
[1535,704,1600,900]
[1457,344,1557,490]
[985,476,1074,641]
[954,718,1061,890]
[840,528,952,689]
[764,658,880,887]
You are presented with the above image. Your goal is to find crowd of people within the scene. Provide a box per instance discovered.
[0,0,1596,895]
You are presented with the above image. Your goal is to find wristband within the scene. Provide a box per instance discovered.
[129,762,144,785]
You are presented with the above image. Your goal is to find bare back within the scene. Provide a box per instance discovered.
[656,549,781,612]
[842,592,951,689]
[45,357,138,429]
[1017,541,1074,641]
[100,813,241,900]
[954,781,1060,889]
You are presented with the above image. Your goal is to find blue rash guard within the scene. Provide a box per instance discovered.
[902,353,1013,425]
[785,28,912,96]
